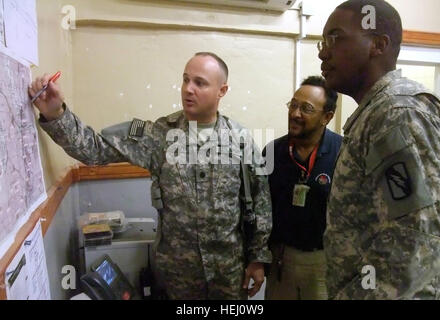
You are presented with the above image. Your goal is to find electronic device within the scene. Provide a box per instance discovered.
[80,254,139,300]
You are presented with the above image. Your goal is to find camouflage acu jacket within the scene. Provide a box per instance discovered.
[40,108,272,298]
[324,70,440,299]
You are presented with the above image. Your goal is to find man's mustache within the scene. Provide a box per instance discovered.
[289,118,304,126]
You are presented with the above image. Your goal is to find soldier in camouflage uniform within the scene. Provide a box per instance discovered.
[29,52,272,299]
[318,0,440,299]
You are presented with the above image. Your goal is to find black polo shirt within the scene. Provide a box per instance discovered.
[264,129,342,251]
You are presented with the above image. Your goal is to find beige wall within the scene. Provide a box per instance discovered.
[69,0,343,145]
[299,40,339,132]
[33,0,74,188]
[72,27,293,146]
[35,0,440,188]
[388,0,440,33]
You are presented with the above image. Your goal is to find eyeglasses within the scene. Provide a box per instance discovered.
[286,101,322,115]
[317,34,339,52]
[317,33,379,52]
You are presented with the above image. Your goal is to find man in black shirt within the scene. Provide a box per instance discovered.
[264,76,341,300]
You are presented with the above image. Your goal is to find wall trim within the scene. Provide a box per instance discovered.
[403,30,440,47]
[76,19,440,47]
[76,19,299,39]
[0,163,150,300]
[75,162,151,181]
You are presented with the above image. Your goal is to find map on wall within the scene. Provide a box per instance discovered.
[0,0,5,47]
[0,50,46,258]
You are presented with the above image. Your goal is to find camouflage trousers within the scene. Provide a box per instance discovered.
[154,252,248,300]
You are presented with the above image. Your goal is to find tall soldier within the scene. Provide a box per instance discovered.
[319,0,440,299]
[29,52,272,300]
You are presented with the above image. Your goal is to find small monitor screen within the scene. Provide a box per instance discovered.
[96,260,117,285]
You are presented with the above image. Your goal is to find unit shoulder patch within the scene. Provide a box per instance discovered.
[384,162,412,200]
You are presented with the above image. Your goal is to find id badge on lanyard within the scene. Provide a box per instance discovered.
[289,144,317,208]
[292,183,310,207]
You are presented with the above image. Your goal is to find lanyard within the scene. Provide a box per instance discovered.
[288,143,319,181]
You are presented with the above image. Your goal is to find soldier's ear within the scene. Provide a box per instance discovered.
[219,84,228,98]
[370,34,390,57]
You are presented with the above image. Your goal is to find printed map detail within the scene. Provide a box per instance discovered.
[0,0,5,47]
[0,51,46,252]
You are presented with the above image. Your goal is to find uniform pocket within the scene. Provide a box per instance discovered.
[159,162,185,202]
[215,163,241,197]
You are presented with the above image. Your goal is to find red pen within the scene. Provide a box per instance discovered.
[31,71,61,103]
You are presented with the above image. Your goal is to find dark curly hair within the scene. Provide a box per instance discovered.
[301,76,338,113]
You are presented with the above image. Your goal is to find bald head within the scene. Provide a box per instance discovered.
[193,52,228,84]
[181,52,229,123]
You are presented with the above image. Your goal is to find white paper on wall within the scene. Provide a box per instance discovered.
[3,0,38,65]
[5,220,51,300]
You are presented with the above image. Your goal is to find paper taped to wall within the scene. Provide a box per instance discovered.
[0,0,5,47]
[3,0,38,65]
[5,220,51,300]
[0,50,47,259]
